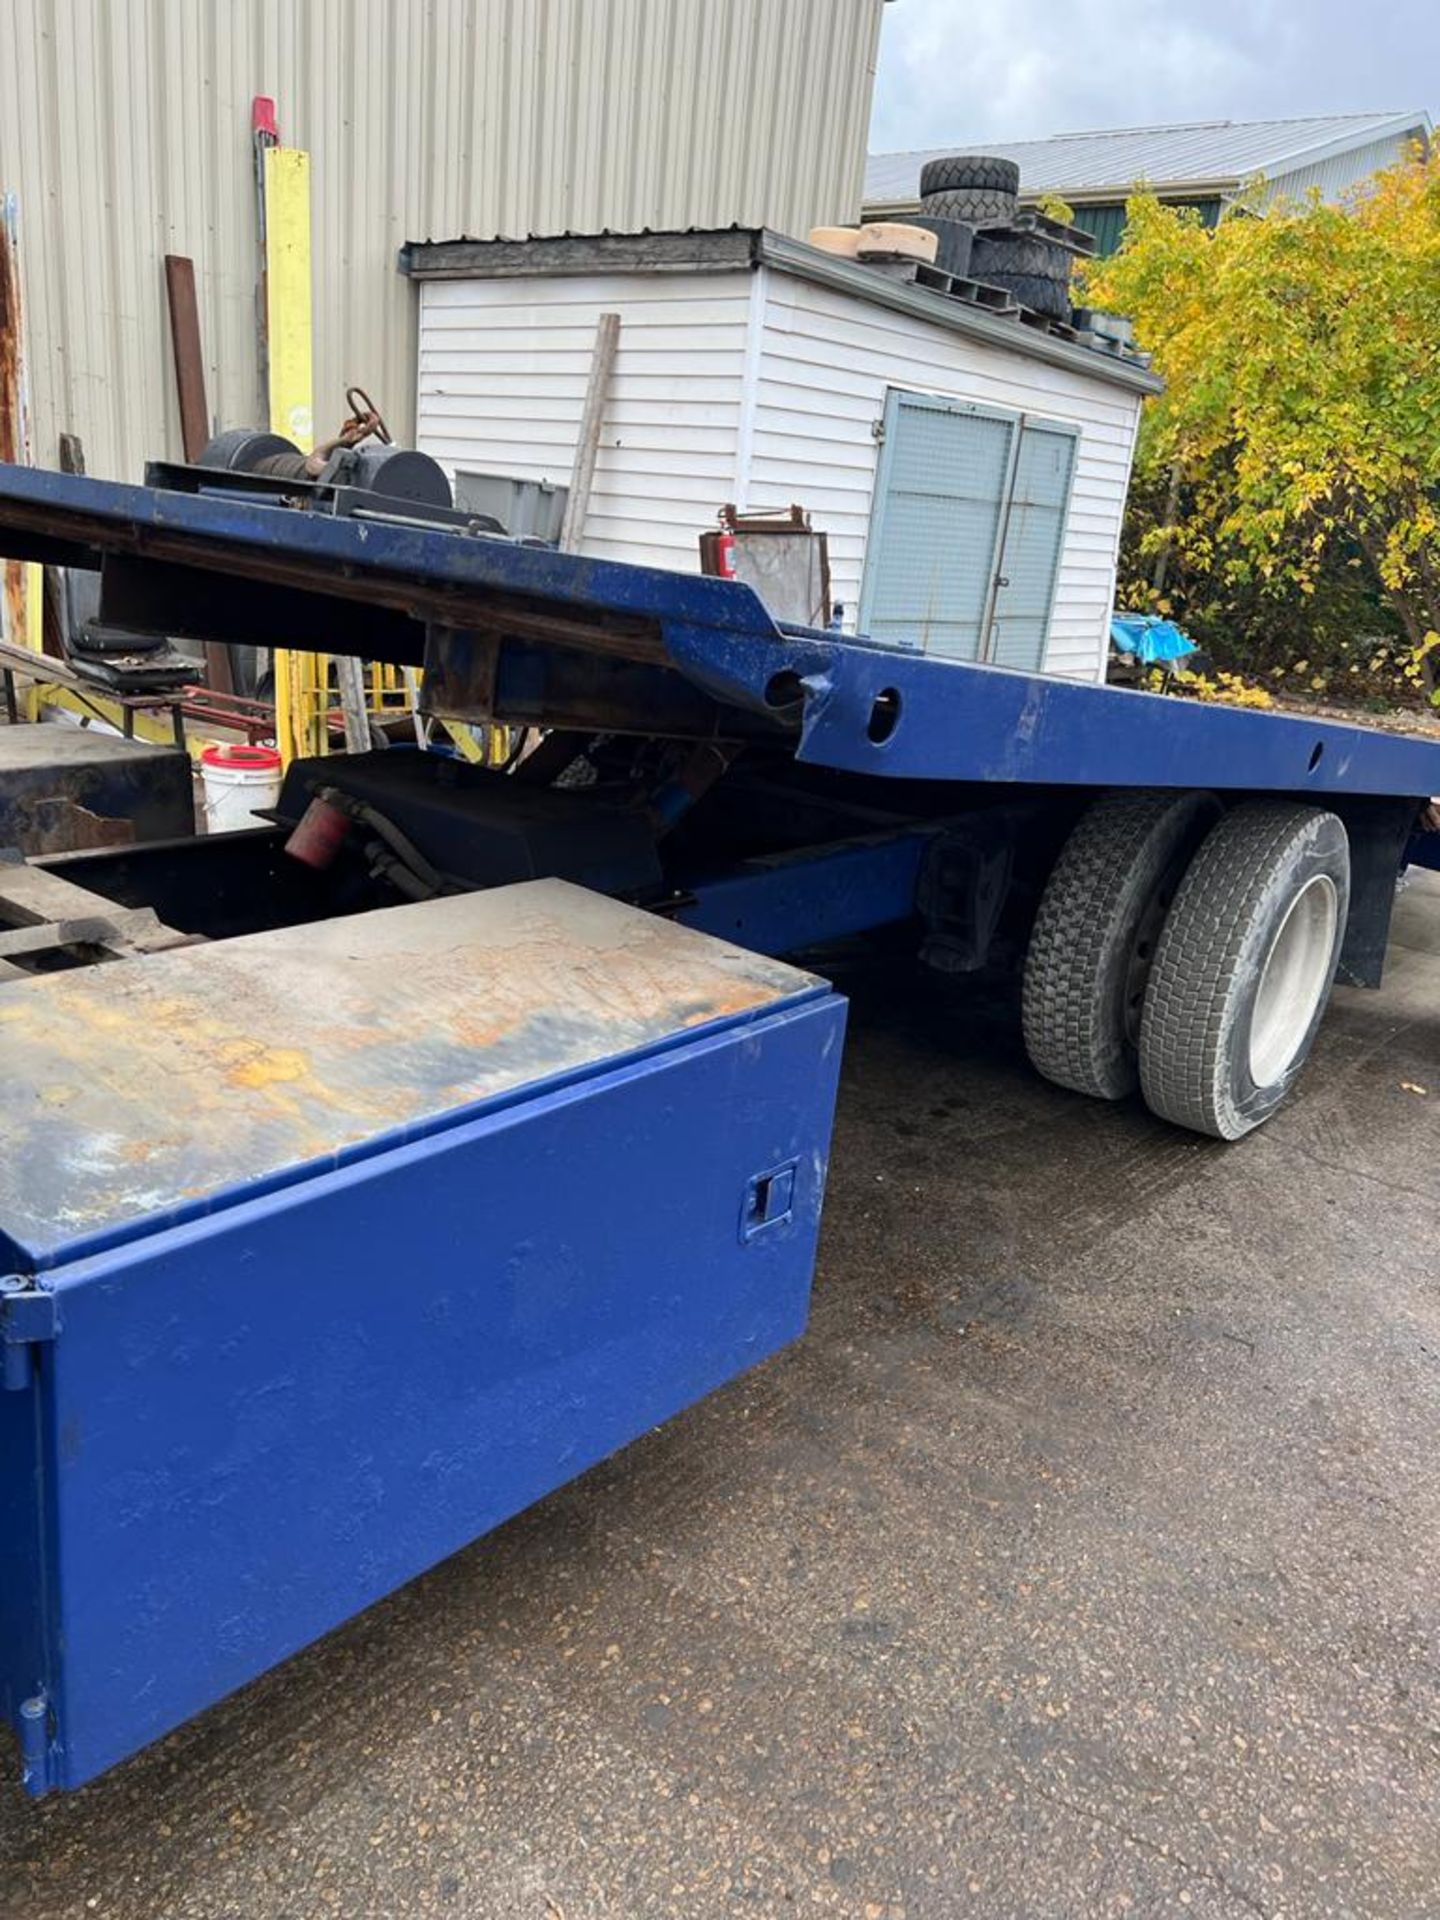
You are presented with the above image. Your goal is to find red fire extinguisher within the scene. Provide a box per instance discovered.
[715,529,736,578]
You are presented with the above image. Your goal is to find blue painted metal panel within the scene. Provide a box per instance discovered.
[678,833,933,953]
[0,1335,48,1773]
[661,624,1440,801]
[2,990,845,1793]
[1,462,1438,802]
[0,462,784,639]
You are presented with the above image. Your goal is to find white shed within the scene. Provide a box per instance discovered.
[402,230,1161,682]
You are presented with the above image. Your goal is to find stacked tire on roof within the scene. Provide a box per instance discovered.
[914,154,1082,323]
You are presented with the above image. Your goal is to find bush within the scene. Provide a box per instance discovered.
[1085,154,1440,707]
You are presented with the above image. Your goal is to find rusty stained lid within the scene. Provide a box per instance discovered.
[0,880,826,1269]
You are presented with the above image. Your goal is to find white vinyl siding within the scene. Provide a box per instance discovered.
[414,261,1145,681]
[753,276,1140,680]
[417,273,757,572]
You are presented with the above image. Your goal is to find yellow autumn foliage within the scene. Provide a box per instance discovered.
[1084,148,1440,704]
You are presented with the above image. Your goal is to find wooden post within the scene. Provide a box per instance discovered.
[163,255,210,462]
[558,312,620,553]
[164,254,234,695]
[1151,460,1184,596]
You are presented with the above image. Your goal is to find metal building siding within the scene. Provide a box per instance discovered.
[1068,205,1129,258]
[750,276,1141,681]
[1263,133,1422,207]
[1071,198,1221,257]
[0,0,883,482]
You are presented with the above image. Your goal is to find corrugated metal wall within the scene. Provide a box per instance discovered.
[0,0,883,482]
[1264,133,1422,207]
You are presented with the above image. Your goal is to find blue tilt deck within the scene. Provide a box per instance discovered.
[1,461,1439,808]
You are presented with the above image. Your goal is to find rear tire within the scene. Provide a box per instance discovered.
[1139,803,1350,1139]
[1023,790,1220,1099]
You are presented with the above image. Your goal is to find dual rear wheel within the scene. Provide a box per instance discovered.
[1023,794,1351,1138]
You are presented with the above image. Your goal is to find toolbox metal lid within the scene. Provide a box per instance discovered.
[0,880,827,1271]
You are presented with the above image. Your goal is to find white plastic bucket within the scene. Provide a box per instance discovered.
[199,742,283,832]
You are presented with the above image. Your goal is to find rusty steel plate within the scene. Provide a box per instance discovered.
[0,880,826,1266]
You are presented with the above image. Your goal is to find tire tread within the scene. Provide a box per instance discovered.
[919,155,1022,198]
[1023,791,1203,1097]
[919,186,1018,226]
[1139,802,1342,1137]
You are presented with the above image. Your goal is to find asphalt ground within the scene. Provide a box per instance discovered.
[2,873,1437,1920]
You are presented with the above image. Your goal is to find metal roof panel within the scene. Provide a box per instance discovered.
[866,111,1432,204]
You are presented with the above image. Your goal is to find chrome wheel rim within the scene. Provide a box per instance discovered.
[1249,874,1338,1086]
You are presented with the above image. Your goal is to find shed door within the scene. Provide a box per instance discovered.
[858,393,1017,659]
[859,391,1078,669]
[987,420,1079,669]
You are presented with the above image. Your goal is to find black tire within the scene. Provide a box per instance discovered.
[1139,803,1350,1140]
[1023,791,1221,1099]
[920,186,1017,227]
[919,154,1021,199]
[983,272,1071,320]
[907,214,974,279]
[971,232,1072,285]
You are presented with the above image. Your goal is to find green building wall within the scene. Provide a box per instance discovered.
[1068,198,1223,255]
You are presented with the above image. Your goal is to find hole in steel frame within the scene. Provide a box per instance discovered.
[764,670,805,709]
[867,687,902,744]
[1308,741,1324,772]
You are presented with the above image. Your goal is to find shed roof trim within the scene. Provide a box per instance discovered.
[399,227,1163,395]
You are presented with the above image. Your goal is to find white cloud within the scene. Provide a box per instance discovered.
[869,0,1434,151]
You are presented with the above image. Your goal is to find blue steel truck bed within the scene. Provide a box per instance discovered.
[0,882,844,1792]
[0,458,1437,1793]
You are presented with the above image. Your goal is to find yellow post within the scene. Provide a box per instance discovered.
[1,563,45,721]
[262,146,320,766]
[1,190,43,719]
[262,147,314,453]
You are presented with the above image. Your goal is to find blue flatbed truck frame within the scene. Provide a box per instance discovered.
[0,459,1436,1795]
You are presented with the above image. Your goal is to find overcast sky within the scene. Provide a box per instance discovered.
[868,0,1439,151]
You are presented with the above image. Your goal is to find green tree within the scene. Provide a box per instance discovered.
[1083,151,1440,698]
